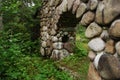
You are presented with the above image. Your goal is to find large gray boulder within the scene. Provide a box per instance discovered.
[94,53,120,80]
[103,0,120,24]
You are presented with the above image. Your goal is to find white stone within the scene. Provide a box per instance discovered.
[64,32,68,35]
[41,32,50,41]
[53,42,63,49]
[59,49,69,60]
[115,41,120,56]
[50,49,60,60]
[59,37,62,41]
[52,36,58,42]
[40,47,45,56]
[88,38,105,52]
[41,41,47,47]
[50,29,56,35]
[42,26,48,31]
[56,0,68,14]
[93,52,104,69]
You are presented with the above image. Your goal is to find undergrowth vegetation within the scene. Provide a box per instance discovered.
[0,25,89,80]
[0,0,89,80]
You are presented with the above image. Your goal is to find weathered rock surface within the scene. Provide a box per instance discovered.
[88,51,96,61]
[53,42,63,49]
[97,53,120,80]
[40,47,45,56]
[41,41,47,48]
[67,0,74,10]
[95,2,104,24]
[50,29,56,36]
[72,0,80,14]
[56,0,68,14]
[76,3,87,18]
[105,39,115,55]
[88,0,98,10]
[85,22,102,38]
[51,49,60,60]
[103,0,120,24]
[52,36,58,42]
[109,20,120,39]
[88,38,105,52]
[116,41,120,56]
[81,11,95,26]
[59,49,69,59]
[63,42,74,53]
[88,62,102,80]
[100,30,109,41]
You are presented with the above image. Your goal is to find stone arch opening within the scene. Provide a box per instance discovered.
[57,11,80,42]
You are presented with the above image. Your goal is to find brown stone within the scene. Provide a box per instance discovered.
[80,11,95,26]
[88,62,102,80]
[109,20,120,38]
[63,42,74,53]
[88,51,96,62]
[105,39,115,55]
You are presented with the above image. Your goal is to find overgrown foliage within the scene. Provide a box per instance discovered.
[0,0,89,80]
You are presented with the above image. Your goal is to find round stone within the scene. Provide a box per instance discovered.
[85,22,102,38]
[88,38,105,52]
[53,42,63,49]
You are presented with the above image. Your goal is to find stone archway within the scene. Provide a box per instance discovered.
[40,0,120,80]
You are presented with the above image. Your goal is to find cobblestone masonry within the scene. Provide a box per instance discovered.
[40,0,120,79]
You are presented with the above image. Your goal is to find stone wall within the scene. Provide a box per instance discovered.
[40,0,120,79]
